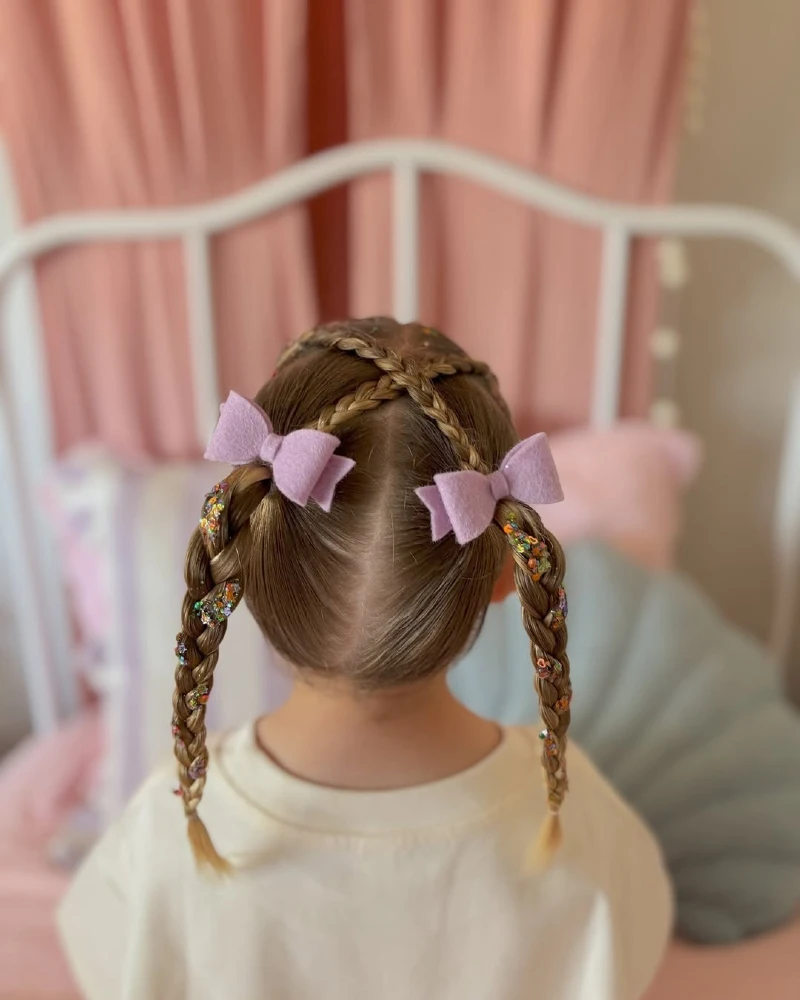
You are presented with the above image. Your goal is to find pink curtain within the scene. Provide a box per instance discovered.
[0,0,315,458]
[0,1,689,455]
[344,0,690,432]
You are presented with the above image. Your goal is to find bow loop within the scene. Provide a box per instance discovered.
[415,433,563,544]
[204,391,354,511]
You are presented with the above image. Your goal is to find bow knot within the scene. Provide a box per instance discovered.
[205,391,355,511]
[415,434,563,544]
[258,432,283,466]
[488,470,509,502]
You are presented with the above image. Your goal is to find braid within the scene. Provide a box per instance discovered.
[398,373,487,472]
[285,326,488,471]
[313,374,402,432]
[281,324,496,390]
[498,500,571,866]
[172,468,269,873]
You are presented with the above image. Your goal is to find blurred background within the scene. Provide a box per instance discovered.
[0,2,799,998]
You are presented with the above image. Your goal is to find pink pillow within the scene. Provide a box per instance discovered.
[492,421,701,601]
[545,421,702,570]
[0,709,102,849]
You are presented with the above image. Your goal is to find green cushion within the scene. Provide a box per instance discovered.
[451,540,800,943]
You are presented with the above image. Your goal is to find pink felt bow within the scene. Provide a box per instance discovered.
[204,391,355,511]
[415,434,564,544]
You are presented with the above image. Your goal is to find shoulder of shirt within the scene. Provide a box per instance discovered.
[124,724,665,872]
[134,724,649,825]
[511,725,668,864]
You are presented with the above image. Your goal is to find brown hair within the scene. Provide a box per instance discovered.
[171,318,571,873]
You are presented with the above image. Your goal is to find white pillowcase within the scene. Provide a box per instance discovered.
[46,448,291,821]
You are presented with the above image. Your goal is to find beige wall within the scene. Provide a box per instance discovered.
[674,0,800,696]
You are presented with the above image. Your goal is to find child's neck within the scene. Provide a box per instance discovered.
[255,673,501,791]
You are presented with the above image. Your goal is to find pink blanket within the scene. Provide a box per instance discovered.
[0,711,100,999]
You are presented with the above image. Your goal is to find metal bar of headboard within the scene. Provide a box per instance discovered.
[770,377,800,664]
[0,142,73,733]
[3,141,800,278]
[592,226,631,427]
[0,393,59,731]
[1,138,799,735]
[392,161,420,323]
[183,230,220,446]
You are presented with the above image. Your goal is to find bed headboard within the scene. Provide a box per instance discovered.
[1,138,799,734]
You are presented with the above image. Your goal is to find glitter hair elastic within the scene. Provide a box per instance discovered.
[534,646,563,681]
[554,689,572,715]
[200,482,228,541]
[545,587,568,631]
[193,580,242,626]
[540,729,560,758]
[503,522,552,580]
[186,684,210,711]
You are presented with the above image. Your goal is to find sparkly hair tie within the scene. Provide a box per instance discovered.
[545,587,568,630]
[200,482,228,541]
[554,690,572,715]
[186,684,210,711]
[503,523,551,580]
[193,580,242,626]
[539,729,561,758]
[534,646,563,681]
[175,634,189,666]
[188,758,207,781]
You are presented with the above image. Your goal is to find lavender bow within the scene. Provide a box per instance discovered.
[415,434,563,544]
[204,391,355,511]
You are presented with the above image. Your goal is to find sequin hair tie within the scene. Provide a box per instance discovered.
[554,688,572,715]
[539,728,560,758]
[503,522,552,580]
[545,587,568,630]
[175,634,189,666]
[533,646,563,681]
[200,482,228,541]
[186,684,210,711]
[416,433,563,545]
[205,391,355,511]
[539,729,568,805]
[193,580,242,626]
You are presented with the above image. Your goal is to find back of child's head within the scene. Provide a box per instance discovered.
[172,318,571,873]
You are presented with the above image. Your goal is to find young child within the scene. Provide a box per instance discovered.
[59,319,672,1000]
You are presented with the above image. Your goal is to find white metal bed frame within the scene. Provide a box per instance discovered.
[1,138,799,735]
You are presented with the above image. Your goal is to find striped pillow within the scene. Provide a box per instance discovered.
[46,448,291,823]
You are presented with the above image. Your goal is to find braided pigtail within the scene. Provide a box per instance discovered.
[498,501,570,867]
[173,467,270,874]
[405,366,570,865]
[400,374,488,472]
